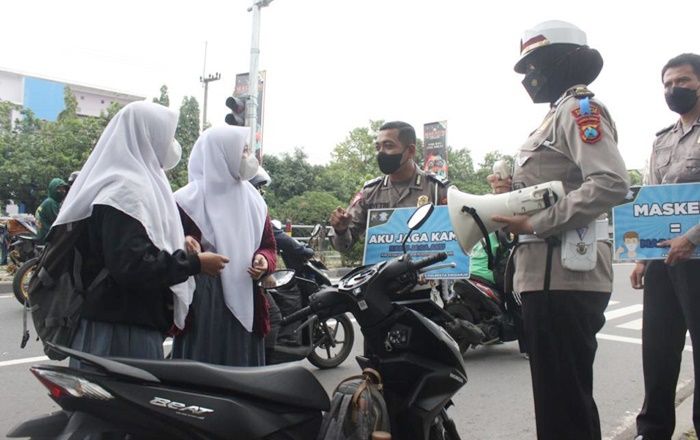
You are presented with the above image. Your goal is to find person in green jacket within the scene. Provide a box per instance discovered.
[35,178,69,242]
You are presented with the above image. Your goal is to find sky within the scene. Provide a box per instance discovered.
[2,0,699,171]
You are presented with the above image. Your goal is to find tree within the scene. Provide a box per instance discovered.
[168,96,201,189]
[276,191,343,226]
[0,93,111,211]
[628,169,643,186]
[57,87,78,121]
[152,85,170,107]
[444,146,477,192]
[263,148,318,205]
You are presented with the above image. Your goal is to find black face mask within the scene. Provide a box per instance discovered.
[522,69,554,103]
[665,87,699,114]
[377,150,406,175]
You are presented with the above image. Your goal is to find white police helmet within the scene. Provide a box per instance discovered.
[515,20,588,73]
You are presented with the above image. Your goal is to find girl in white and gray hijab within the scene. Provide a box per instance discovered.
[172,125,276,367]
[54,101,229,363]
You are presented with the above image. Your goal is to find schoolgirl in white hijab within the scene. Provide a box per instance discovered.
[174,125,268,334]
[55,102,229,364]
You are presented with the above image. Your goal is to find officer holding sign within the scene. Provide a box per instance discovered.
[633,53,700,440]
[488,21,629,440]
[329,121,449,252]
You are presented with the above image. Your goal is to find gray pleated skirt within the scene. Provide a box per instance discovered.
[172,274,264,367]
[69,319,164,369]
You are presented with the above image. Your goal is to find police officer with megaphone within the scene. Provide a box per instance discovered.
[482,21,629,440]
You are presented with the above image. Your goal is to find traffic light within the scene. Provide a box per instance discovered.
[225,96,246,126]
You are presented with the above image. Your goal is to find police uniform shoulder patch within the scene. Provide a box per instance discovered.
[571,86,595,99]
[427,173,449,186]
[571,96,603,144]
[362,176,382,189]
[655,124,674,137]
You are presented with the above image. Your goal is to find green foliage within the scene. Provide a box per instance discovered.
[57,87,78,121]
[168,96,201,189]
[263,148,318,203]
[0,96,112,212]
[276,191,342,225]
[628,169,643,186]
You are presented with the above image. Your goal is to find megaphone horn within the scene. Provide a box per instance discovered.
[447,181,566,253]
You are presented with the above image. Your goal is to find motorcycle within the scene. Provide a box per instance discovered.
[8,203,466,440]
[266,223,354,369]
[444,277,525,354]
[5,216,40,271]
[441,229,525,354]
[4,216,42,305]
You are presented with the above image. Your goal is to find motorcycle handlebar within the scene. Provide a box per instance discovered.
[281,306,313,326]
[410,252,448,272]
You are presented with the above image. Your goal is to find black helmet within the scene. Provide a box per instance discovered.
[248,167,271,190]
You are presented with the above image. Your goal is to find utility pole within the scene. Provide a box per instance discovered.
[200,41,221,131]
[246,0,273,150]
[200,72,221,130]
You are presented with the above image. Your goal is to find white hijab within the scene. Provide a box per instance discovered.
[54,101,195,329]
[174,126,267,333]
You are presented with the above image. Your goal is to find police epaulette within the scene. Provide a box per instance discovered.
[655,124,674,137]
[363,176,382,188]
[427,173,449,186]
[572,86,594,99]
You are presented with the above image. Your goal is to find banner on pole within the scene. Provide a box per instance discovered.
[423,121,448,179]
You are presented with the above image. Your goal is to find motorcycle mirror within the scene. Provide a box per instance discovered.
[407,203,434,230]
[403,203,434,253]
[260,270,295,290]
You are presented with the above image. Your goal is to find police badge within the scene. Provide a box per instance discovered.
[417,195,429,207]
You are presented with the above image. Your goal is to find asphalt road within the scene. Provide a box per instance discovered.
[0,264,693,439]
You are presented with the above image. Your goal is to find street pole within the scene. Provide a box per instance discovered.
[200,72,221,130]
[246,0,273,150]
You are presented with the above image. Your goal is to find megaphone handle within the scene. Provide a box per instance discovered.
[460,206,496,270]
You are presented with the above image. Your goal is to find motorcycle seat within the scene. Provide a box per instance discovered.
[113,358,330,411]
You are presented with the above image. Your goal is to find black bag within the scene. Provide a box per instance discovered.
[316,368,391,440]
[24,221,108,360]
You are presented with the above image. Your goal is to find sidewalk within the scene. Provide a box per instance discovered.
[611,380,695,440]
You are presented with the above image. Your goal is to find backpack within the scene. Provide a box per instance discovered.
[22,220,108,360]
[317,368,391,440]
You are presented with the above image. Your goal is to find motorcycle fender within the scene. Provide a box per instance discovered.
[7,410,69,438]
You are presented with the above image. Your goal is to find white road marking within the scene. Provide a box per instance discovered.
[0,294,13,299]
[0,356,49,367]
[617,318,643,330]
[608,300,620,306]
[605,304,644,320]
[597,333,692,352]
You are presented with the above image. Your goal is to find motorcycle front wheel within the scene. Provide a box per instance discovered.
[13,257,38,305]
[429,409,462,440]
[307,314,355,369]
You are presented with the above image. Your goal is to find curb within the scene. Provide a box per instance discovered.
[610,380,694,440]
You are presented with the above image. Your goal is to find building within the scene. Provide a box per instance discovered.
[0,68,144,122]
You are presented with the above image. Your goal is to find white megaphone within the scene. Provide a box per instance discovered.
[447,181,566,253]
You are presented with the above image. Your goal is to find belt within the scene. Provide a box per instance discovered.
[518,219,610,244]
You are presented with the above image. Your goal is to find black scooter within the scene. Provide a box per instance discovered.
[8,204,466,440]
[265,255,355,369]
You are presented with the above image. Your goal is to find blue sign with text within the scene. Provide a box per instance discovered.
[612,183,700,261]
[363,206,470,279]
